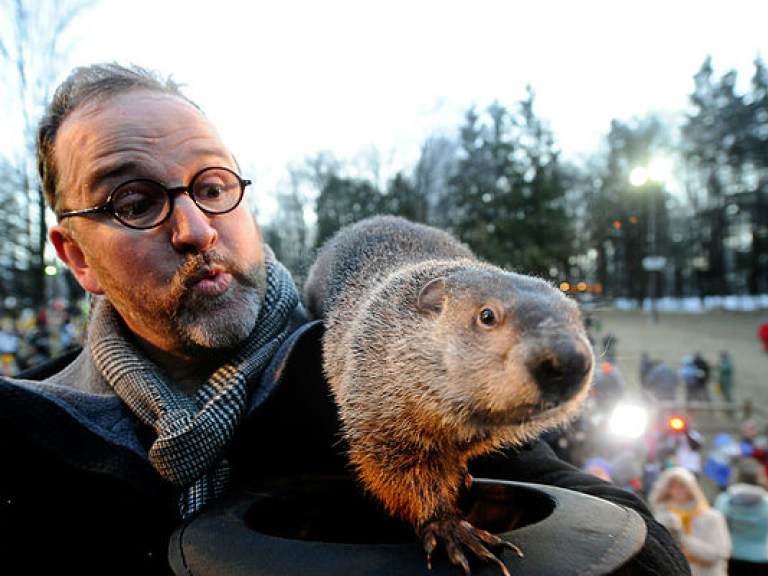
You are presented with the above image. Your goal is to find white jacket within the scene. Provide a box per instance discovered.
[650,467,732,576]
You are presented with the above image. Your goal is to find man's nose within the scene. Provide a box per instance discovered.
[169,193,218,252]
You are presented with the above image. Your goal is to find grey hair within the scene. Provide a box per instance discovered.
[36,62,200,213]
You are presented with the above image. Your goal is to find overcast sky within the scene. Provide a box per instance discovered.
[10,0,768,217]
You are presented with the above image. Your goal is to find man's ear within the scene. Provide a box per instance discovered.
[49,225,104,295]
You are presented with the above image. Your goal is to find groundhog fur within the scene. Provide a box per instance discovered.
[304,215,594,575]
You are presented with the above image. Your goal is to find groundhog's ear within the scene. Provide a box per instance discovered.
[417,277,446,314]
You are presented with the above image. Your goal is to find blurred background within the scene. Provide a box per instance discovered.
[1,0,768,502]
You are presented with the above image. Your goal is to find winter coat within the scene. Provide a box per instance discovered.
[1,319,690,576]
[646,363,680,402]
[679,361,701,388]
[715,483,768,563]
[650,467,732,576]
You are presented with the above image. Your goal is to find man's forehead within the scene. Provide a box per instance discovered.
[67,89,202,128]
[54,89,227,201]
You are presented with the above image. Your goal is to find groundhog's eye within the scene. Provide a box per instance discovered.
[478,308,497,327]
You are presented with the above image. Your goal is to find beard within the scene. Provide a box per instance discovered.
[168,251,268,352]
[104,250,268,356]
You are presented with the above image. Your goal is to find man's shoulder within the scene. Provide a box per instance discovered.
[261,318,325,392]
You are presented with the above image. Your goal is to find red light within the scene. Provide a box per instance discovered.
[669,417,686,431]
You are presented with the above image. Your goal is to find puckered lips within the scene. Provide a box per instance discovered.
[189,264,232,297]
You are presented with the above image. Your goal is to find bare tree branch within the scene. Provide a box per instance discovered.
[0,0,96,309]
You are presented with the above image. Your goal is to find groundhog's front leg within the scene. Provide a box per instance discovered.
[418,473,522,576]
[356,450,521,575]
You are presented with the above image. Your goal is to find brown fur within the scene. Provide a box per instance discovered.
[304,215,593,573]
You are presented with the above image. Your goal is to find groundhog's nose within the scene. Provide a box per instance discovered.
[527,337,593,403]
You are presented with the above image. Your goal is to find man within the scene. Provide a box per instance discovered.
[692,352,712,403]
[0,63,689,575]
[645,360,680,402]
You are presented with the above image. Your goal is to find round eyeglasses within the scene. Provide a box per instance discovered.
[57,166,251,230]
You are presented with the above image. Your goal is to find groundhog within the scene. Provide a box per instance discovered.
[304,215,594,576]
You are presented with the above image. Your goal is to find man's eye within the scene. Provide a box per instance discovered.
[199,184,224,200]
[116,194,154,218]
[195,179,239,210]
[112,185,165,221]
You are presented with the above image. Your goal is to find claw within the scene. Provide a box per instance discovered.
[489,555,512,576]
[445,537,472,575]
[458,520,523,558]
[421,518,521,576]
[423,530,437,571]
[503,541,524,558]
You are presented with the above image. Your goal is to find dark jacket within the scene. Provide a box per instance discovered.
[0,320,689,575]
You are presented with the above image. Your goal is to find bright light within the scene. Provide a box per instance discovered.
[44,265,58,276]
[648,158,673,182]
[629,167,649,187]
[631,159,674,188]
[669,416,686,431]
[608,404,649,439]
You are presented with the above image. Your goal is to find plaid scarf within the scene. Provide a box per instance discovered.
[89,257,299,518]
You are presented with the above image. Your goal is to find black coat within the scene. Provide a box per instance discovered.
[0,321,689,576]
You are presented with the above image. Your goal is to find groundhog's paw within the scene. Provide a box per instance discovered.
[421,518,522,576]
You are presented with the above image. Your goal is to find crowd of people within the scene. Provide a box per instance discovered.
[639,350,736,407]
[0,308,83,376]
[573,318,768,575]
[648,425,768,576]
[579,409,768,575]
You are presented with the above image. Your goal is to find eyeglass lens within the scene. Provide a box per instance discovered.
[111,167,243,228]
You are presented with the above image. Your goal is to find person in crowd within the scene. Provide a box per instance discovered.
[681,355,708,404]
[57,311,80,353]
[610,451,646,497]
[737,421,768,482]
[660,424,705,480]
[693,352,712,402]
[758,321,768,353]
[717,351,734,405]
[645,359,680,402]
[715,457,768,575]
[640,351,655,388]
[590,361,626,411]
[0,318,20,376]
[0,62,690,575]
[17,313,52,370]
[741,420,760,455]
[649,466,732,576]
[704,432,742,492]
[584,457,613,482]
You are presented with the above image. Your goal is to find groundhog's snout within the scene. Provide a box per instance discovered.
[526,335,593,404]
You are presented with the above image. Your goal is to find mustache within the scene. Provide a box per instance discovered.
[173,251,254,294]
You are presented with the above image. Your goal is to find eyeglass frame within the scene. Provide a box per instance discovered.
[56,165,252,230]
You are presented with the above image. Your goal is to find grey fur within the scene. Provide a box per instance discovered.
[305,215,474,318]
